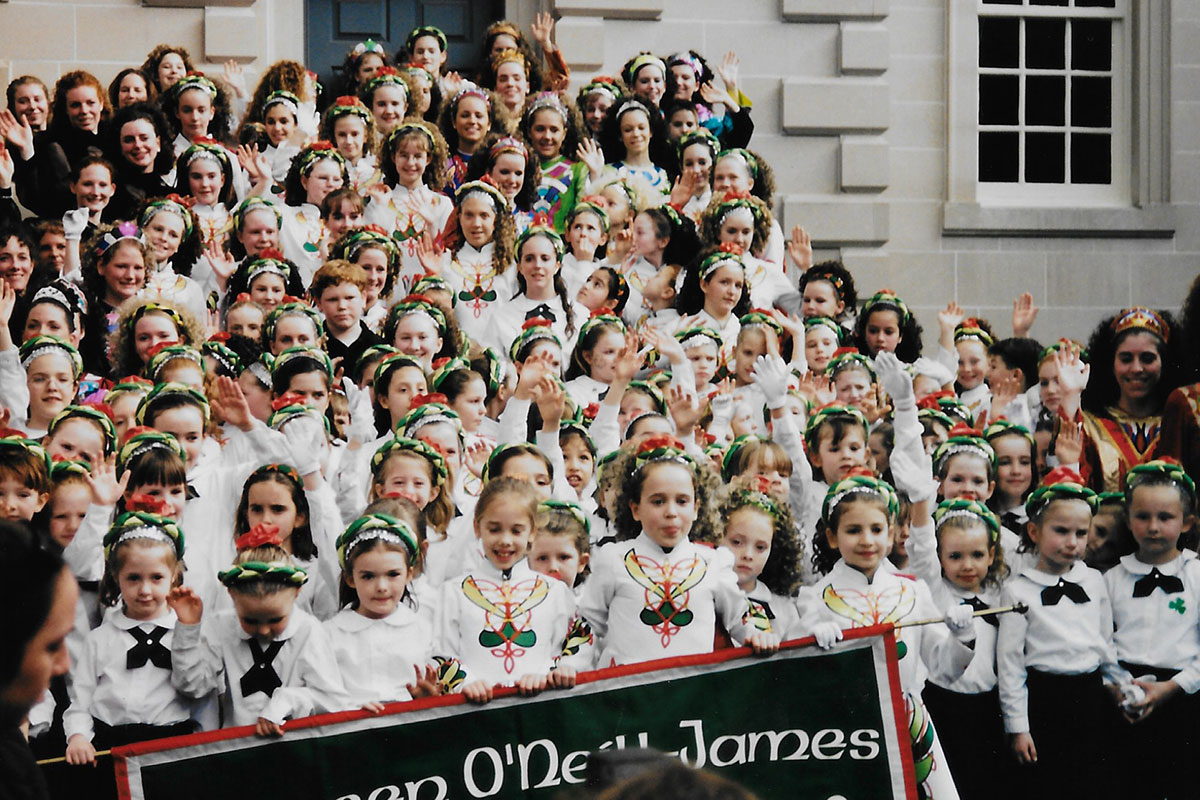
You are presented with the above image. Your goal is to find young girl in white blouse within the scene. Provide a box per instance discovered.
[168,526,348,736]
[1104,460,1200,800]
[434,477,578,703]
[278,142,348,284]
[563,313,626,410]
[673,244,751,370]
[64,506,197,763]
[325,513,438,710]
[997,468,1131,798]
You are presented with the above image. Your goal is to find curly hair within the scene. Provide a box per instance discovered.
[377,123,449,189]
[81,224,153,305]
[136,197,202,277]
[716,148,776,204]
[437,86,513,155]
[519,91,586,161]
[108,103,175,177]
[108,68,154,109]
[451,187,516,278]
[282,146,350,207]
[799,260,858,322]
[464,133,540,212]
[1081,310,1183,416]
[49,71,111,136]
[173,144,236,207]
[107,296,205,378]
[475,21,544,90]
[812,491,894,576]
[612,451,722,545]
[674,244,751,318]
[140,45,196,93]
[478,47,544,100]
[937,515,1010,590]
[698,195,771,258]
[720,476,803,596]
[333,45,391,100]
[248,60,313,113]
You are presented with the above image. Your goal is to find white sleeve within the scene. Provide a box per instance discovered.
[170,622,225,700]
[261,627,349,723]
[62,504,112,582]
[497,397,532,445]
[996,582,1031,734]
[62,630,99,742]
[0,347,30,431]
[535,429,573,500]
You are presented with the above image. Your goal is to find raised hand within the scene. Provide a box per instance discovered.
[751,354,790,400]
[1054,419,1084,467]
[666,383,703,435]
[0,281,15,328]
[223,60,248,100]
[442,72,464,98]
[642,325,685,366]
[62,208,89,242]
[717,51,741,95]
[612,330,644,385]
[531,11,555,51]
[0,143,13,190]
[210,376,255,432]
[407,664,443,698]
[84,455,129,507]
[1011,292,1039,338]
[938,301,965,335]
[415,231,445,275]
[698,82,735,113]
[0,110,34,159]
[167,586,204,625]
[669,170,698,208]
[532,375,566,428]
[1053,345,1089,397]
[577,137,605,179]
[786,225,813,272]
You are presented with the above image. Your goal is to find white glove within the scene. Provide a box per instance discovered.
[281,412,326,476]
[1119,683,1147,715]
[874,352,915,410]
[342,377,376,444]
[752,355,791,410]
[709,392,735,427]
[62,208,89,241]
[888,448,940,503]
[811,621,844,650]
[945,603,976,640]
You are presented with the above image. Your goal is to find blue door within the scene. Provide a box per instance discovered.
[304,0,504,97]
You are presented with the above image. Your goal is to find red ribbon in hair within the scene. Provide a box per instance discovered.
[235,523,282,551]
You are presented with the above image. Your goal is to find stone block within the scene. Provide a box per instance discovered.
[782,78,889,134]
[1046,252,1132,308]
[840,136,889,191]
[555,17,605,69]
[205,8,259,61]
[76,6,202,63]
[0,5,76,60]
[840,23,889,75]
[553,0,663,19]
[782,0,889,21]
[780,196,889,247]
[954,251,1047,308]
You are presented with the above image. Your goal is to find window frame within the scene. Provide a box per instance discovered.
[944,0,1174,237]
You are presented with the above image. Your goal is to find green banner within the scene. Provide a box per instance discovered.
[117,631,913,800]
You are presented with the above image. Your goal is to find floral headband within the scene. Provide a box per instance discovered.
[862,289,912,326]
[202,336,242,378]
[272,345,334,381]
[430,356,473,392]
[933,425,996,473]
[449,81,491,110]
[103,509,185,561]
[264,301,324,343]
[538,499,591,538]
[805,265,847,298]
[95,221,146,258]
[396,399,462,441]
[933,497,1001,545]
[804,316,844,342]
[1026,467,1098,518]
[700,242,745,280]
[335,225,398,264]
[371,436,447,486]
[242,250,293,287]
[126,301,185,337]
[267,401,331,436]
[456,178,509,212]
[718,148,759,181]
[516,224,565,261]
[579,312,626,341]
[337,513,419,570]
[1111,306,1169,343]
[181,137,230,169]
[1038,338,1089,366]
[116,428,184,475]
[568,199,610,233]
[49,404,117,456]
[400,63,436,85]
[1126,458,1196,506]
[729,476,782,521]
[140,195,195,239]
[0,435,50,475]
[579,77,620,104]
[326,95,373,127]
[387,294,447,335]
[145,343,204,382]
[953,319,993,347]
[825,347,874,380]
[489,135,528,160]
[261,90,300,118]
[19,335,82,378]
[739,309,784,337]
[387,121,437,155]
[803,404,869,451]
[675,326,722,352]
[373,352,424,389]
[983,418,1035,449]
[361,67,409,101]
[632,433,693,476]
[170,72,217,99]
[297,141,346,176]
[822,468,899,525]
[232,196,283,231]
[676,128,719,162]
[351,39,386,58]
[135,381,211,426]
[510,318,562,362]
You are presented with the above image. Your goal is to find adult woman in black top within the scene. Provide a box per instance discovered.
[104,103,175,221]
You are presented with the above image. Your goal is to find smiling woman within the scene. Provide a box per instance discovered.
[105,103,174,220]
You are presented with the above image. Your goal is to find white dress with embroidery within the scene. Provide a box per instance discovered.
[442,243,515,345]
[363,184,454,299]
[279,203,325,286]
[433,558,575,688]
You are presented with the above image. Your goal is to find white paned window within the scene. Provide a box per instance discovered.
[976,0,1128,206]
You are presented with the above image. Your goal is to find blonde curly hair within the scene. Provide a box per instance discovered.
[107,296,206,379]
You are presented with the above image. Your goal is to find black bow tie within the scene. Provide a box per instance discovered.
[526,304,557,323]
[1133,567,1184,598]
[961,596,998,628]
[1041,578,1090,606]
[240,639,284,698]
[186,482,200,500]
[1000,511,1023,533]
[126,625,171,670]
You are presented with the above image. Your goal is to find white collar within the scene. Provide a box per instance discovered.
[1020,560,1088,587]
[1118,552,1186,577]
[331,603,418,632]
[114,607,177,630]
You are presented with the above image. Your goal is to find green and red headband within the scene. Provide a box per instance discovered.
[337,512,419,569]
